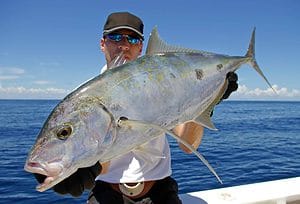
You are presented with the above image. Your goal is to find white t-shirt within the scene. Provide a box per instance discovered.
[96,65,172,183]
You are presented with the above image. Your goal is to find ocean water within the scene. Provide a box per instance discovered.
[0,100,299,203]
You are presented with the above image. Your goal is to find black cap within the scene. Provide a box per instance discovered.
[103,12,144,40]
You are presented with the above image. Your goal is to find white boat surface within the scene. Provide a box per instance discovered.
[180,177,300,204]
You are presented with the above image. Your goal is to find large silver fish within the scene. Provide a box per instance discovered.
[24,27,273,192]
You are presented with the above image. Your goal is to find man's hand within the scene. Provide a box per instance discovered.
[34,162,102,197]
[211,72,238,117]
[222,72,238,100]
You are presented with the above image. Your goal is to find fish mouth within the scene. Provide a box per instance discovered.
[24,161,64,192]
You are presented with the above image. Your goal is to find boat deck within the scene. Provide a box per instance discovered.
[180,177,300,204]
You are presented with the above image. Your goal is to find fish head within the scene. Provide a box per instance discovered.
[24,96,115,191]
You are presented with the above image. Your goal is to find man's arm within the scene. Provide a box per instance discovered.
[173,122,204,153]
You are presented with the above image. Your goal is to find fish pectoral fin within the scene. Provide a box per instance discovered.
[117,118,222,184]
[167,129,223,184]
[133,145,166,164]
[117,117,161,134]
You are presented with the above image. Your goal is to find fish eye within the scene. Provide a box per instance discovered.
[56,125,73,140]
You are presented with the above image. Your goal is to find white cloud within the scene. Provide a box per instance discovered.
[0,67,67,98]
[0,83,299,100]
[33,80,52,85]
[232,84,300,100]
[0,86,69,99]
[8,67,25,75]
[0,67,25,74]
[0,75,20,80]
[0,67,25,81]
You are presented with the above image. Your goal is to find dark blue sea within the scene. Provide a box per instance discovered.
[0,100,299,203]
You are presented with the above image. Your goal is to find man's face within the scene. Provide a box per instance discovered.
[100,29,143,65]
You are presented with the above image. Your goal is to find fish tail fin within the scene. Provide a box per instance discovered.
[246,28,276,93]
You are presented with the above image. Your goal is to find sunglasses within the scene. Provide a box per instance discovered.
[105,33,142,45]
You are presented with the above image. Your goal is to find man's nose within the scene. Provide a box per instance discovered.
[118,39,130,51]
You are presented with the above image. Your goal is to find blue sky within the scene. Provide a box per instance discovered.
[0,0,299,100]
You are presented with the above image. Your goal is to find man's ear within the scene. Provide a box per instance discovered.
[100,38,105,52]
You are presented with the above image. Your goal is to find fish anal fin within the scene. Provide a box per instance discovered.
[194,113,217,130]
[194,80,229,130]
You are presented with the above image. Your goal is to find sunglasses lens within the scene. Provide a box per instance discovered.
[107,34,122,42]
[106,34,140,45]
[127,36,140,44]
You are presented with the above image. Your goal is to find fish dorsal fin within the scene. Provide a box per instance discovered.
[194,80,229,130]
[146,27,201,55]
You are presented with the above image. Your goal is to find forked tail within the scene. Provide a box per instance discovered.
[246,28,276,92]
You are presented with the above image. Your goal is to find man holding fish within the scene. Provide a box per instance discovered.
[30,12,239,204]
